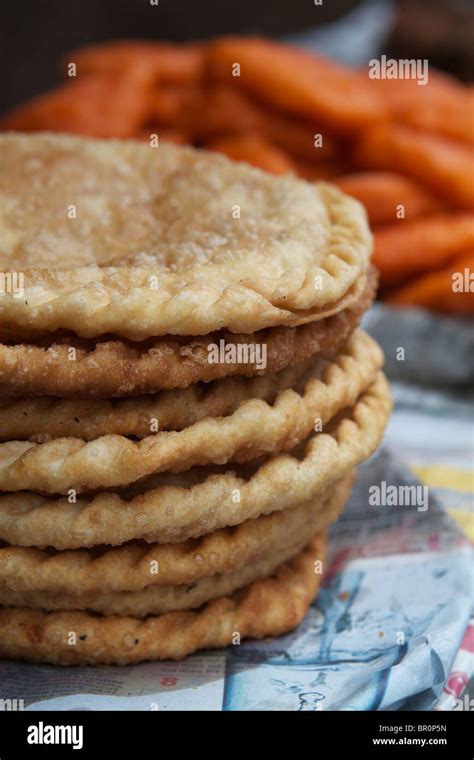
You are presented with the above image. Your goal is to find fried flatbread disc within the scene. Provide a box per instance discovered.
[0,356,312,442]
[0,473,351,595]
[0,330,383,493]
[0,532,327,664]
[0,266,376,397]
[0,374,391,548]
[0,543,302,617]
[0,133,371,340]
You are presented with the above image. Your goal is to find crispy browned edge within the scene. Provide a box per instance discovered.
[0,531,328,665]
[0,268,376,396]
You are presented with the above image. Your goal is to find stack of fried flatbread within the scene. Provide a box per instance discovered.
[0,133,391,665]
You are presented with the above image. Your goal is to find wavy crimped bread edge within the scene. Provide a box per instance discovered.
[0,269,376,398]
[0,475,350,615]
[0,474,351,595]
[0,330,383,493]
[0,373,392,548]
[0,532,327,665]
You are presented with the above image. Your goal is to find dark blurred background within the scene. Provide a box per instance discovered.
[0,0,359,111]
[0,0,472,112]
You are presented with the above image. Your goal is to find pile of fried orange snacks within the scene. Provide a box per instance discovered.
[2,37,473,314]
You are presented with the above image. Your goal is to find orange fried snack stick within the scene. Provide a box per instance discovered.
[335,172,442,227]
[192,86,339,164]
[369,71,474,144]
[373,213,474,288]
[396,91,474,145]
[184,85,265,140]
[387,251,474,315]
[207,133,296,175]
[262,111,338,164]
[148,84,204,127]
[0,64,155,138]
[355,124,474,210]
[207,37,386,134]
[66,40,205,85]
[293,161,348,182]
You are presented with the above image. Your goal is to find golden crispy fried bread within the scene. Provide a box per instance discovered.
[0,532,327,664]
[0,358,312,442]
[0,330,382,493]
[0,133,371,339]
[0,374,391,548]
[0,473,351,594]
[0,267,376,397]
[0,544,303,617]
